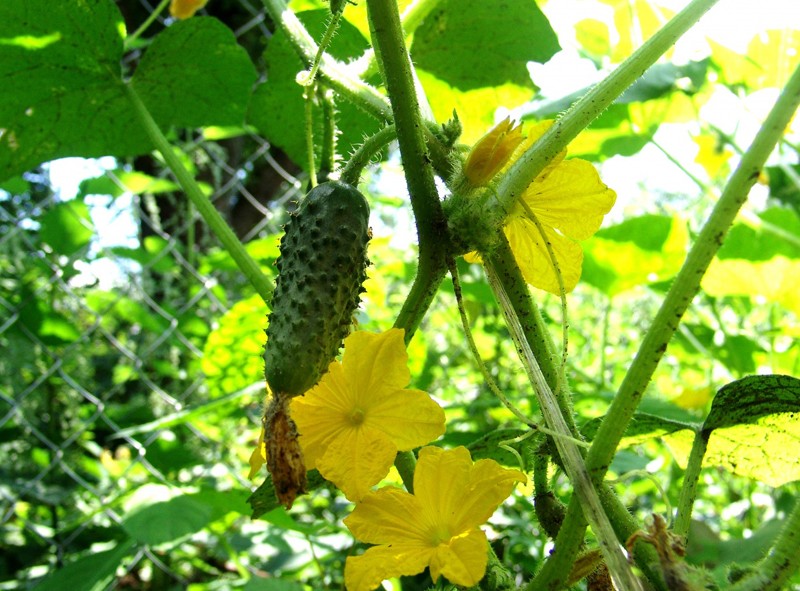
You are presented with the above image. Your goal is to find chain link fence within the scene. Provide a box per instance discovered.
[0,2,311,587]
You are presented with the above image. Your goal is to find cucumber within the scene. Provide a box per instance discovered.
[262,180,370,508]
[265,180,370,397]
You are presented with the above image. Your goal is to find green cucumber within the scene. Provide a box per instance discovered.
[265,180,370,397]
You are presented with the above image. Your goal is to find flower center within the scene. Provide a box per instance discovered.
[431,525,452,546]
[349,407,366,426]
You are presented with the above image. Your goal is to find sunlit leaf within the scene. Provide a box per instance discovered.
[606,0,674,64]
[582,214,689,294]
[709,29,800,89]
[122,488,249,545]
[693,133,733,179]
[702,256,800,314]
[0,0,256,182]
[31,539,136,591]
[575,18,610,58]
[39,200,94,256]
[666,375,800,487]
[202,293,269,397]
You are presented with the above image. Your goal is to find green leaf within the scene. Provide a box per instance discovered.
[582,214,689,294]
[666,375,800,487]
[79,170,179,198]
[716,207,800,261]
[410,0,559,92]
[131,17,257,129]
[766,164,800,210]
[248,470,326,519]
[0,0,130,181]
[582,412,695,448]
[248,10,380,171]
[32,539,136,591]
[0,0,257,182]
[122,489,250,545]
[39,199,94,255]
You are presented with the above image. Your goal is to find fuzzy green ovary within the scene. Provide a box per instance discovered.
[265,181,370,397]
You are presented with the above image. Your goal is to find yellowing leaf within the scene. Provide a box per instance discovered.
[702,256,800,315]
[693,134,733,179]
[709,29,800,89]
[418,71,533,144]
[606,0,674,63]
[576,18,611,57]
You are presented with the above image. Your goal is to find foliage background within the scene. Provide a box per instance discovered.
[1,0,799,589]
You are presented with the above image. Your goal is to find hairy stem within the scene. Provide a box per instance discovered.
[367,0,449,343]
[261,0,392,122]
[673,429,707,539]
[125,83,274,304]
[484,240,642,591]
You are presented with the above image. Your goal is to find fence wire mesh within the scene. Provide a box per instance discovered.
[0,3,308,587]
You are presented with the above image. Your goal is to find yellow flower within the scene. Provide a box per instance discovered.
[343,446,526,591]
[169,0,208,19]
[463,117,525,187]
[290,328,445,502]
[465,121,616,295]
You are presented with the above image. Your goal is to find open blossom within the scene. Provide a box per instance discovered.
[464,120,616,294]
[251,329,446,502]
[344,446,526,590]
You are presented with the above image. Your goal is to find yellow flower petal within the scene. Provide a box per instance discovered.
[169,0,208,19]
[345,544,432,591]
[464,117,525,186]
[367,387,445,450]
[429,529,489,587]
[344,486,427,544]
[414,446,525,533]
[344,446,524,590]
[290,330,444,501]
[315,426,397,501]
[342,328,410,399]
[505,217,583,294]
[520,158,616,241]
[247,427,266,479]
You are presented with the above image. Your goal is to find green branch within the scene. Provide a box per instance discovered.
[261,0,392,122]
[673,429,707,539]
[366,0,449,344]
[125,83,274,305]
[484,240,642,591]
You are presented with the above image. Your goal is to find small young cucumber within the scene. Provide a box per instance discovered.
[265,180,370,398]
[263,180,369,507]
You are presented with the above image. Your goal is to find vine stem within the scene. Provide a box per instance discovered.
[484,244,642,591]
[547,59,800,588]
[673,429,707,539]
[261,0,392,123]
[491,0,720,218]
[366,0,450,344]
[125,82,274,305]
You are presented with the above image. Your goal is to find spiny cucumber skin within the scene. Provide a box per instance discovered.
[265,181,370,397]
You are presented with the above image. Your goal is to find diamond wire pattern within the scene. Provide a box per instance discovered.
[0,3,304,586]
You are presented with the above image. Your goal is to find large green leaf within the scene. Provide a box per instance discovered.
[32,539,136,591]
[122,488,250,545]
[0,0,257,182]
[248,10,380,171]
[411,0,559,92]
